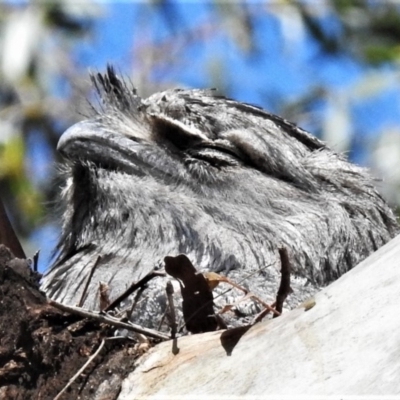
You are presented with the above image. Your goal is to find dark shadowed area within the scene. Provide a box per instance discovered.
[0,245,143,400]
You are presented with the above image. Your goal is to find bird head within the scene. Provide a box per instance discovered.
[42,66,398,327]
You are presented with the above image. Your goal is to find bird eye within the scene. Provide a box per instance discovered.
[188,144,241,167]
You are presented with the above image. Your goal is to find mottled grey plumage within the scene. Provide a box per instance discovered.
[42,67,398,330]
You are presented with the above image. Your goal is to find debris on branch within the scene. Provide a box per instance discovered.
[164,254,218,334]
[166,281,178,339]
[98,281,111,311]
[78,255,102,307]
[104,269,166,312]
[0,243,295,399]
[0,245,142,400]
[48,299,170,341]
[274,247,293,317]
[164,250,293,336]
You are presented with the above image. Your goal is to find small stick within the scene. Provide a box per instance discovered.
[178,282,280,333]
[166,281,177,339]
[78,255,102,307]
[274,247,293,318]
[206,274,279,316]
[54,339,106,400]
[105,270,165,312]
[98,282,110,311]
[157,308,168,332]
[32,250,40,272]
[48,299,169,341]
[174,263,275,333]
[249,294,280,316]
[126,286,146,319]
[252,301,277,324]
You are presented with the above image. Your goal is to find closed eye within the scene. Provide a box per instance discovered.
[187,143,242,167]
[150,113,243,167]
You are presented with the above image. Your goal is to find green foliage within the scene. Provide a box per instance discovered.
[0,1,95,236]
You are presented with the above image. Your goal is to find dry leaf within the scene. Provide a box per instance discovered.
[203,271,229,290]
[99,282,110,311]
[164,254,217,334]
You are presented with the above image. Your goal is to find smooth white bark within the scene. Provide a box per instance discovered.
[119,234,400,398]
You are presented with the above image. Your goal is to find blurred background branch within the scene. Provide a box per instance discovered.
[0,0,399,270]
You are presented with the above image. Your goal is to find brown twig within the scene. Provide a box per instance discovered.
[157,307,168,332]
[218,294,280,319]
[48,299,169,341]
[98,282,110,311]
[104,270,166,312]
[273,247,293,318]
[54,339,106,400]
[166,281,177,339]
[177,262,278,333]
[32,250,40,272]
[212,277,280,317]
[126,286,146,319]
[252,301,277,324]
[249,294,280,316]
[53,335,131,400]
[78,255,102,307]
[177,282,280,333]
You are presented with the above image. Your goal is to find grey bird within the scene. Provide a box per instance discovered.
[41,66,398,330]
